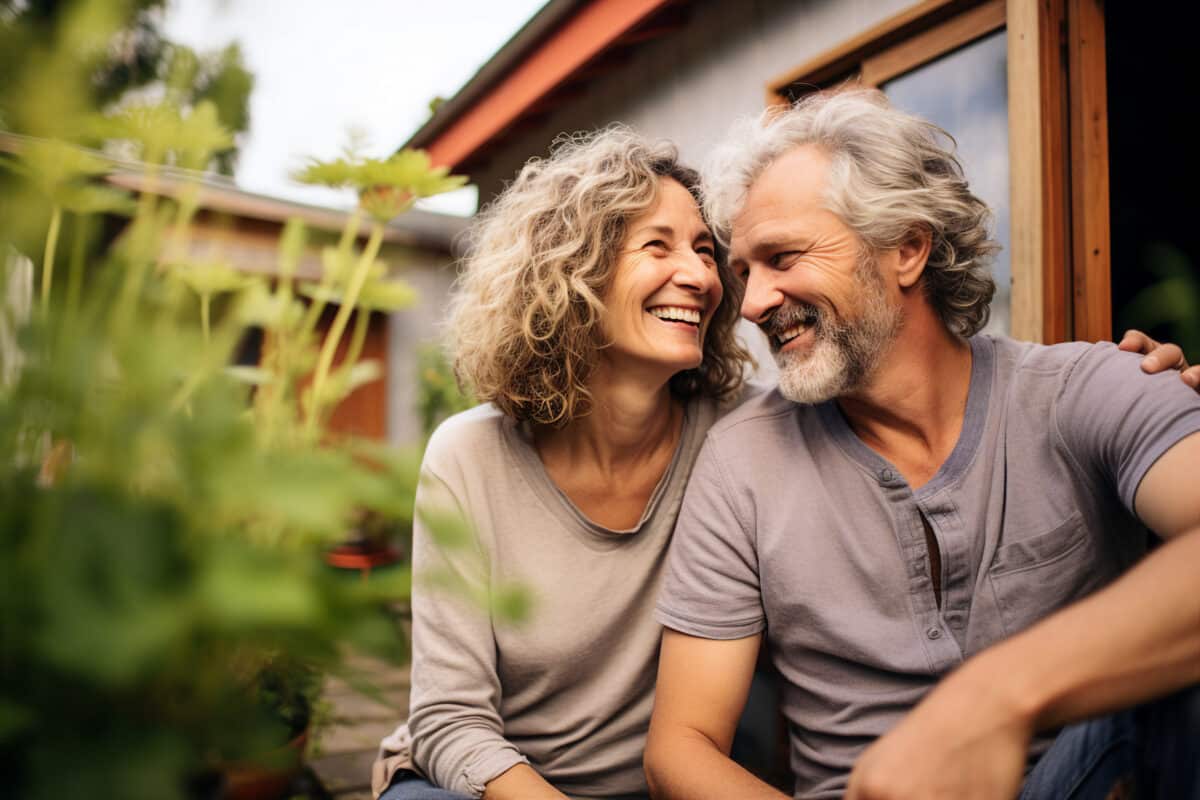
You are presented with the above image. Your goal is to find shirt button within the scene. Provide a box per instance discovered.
[926,627,942,640]
[878,468,896,483]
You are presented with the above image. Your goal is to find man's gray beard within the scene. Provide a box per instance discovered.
[771,258,902,405]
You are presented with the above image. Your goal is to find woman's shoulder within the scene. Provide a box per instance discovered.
[422,404,515,478]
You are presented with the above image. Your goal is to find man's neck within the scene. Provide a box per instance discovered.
[836,309,974,490]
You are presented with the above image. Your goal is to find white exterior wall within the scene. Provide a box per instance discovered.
[387,256,458,446]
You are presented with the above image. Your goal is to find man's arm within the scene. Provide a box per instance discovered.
[846,431,1200,800]
[645,630,788,800]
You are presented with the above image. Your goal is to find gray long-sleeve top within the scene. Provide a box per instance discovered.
[375,398,719,799]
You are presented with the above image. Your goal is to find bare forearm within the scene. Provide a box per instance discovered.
[482,763,567,800]
[974,528,1200,730]
[645,726,789,800]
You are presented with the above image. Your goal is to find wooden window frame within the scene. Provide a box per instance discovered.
[764,0,1112,344]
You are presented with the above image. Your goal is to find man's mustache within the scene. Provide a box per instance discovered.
[759,302,821,342]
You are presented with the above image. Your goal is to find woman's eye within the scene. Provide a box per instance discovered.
[644,240,669,253]
[695,244,716,258]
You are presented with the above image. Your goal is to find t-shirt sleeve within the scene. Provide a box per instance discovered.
[1055,342,1200,515]
[406,465,529,796]
[656,433,766,640]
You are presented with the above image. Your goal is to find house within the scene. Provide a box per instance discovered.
[402,0,1196,352]
[103,167,469,445]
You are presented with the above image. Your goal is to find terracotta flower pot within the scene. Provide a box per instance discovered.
[221,726,309,800]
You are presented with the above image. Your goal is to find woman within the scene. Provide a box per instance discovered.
[373,126,749,800]
[372,124,1192,800]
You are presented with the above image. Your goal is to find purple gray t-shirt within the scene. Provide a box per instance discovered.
[656,335,1200,799]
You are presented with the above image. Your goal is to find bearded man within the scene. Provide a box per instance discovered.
[644,89,1200,800]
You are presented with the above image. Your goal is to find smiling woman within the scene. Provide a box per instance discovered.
[371,126,753,800]
[448,125,746,426]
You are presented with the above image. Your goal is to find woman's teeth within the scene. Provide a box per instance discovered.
[649,306,701,325]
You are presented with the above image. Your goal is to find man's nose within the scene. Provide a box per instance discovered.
[740,268,782,324]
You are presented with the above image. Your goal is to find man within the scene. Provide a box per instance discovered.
[644,89,1200,799]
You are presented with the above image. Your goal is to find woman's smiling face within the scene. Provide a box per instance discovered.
[601,177,724,381]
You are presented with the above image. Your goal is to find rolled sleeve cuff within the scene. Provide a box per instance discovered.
[655,604,765,640]
[462,747,530,797]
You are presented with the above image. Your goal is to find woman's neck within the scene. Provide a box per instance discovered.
[533,366,684,529]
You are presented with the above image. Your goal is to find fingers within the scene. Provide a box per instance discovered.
[1118,329,1159,355]
[1140,342,1187,373]
[1183,365,1200,390]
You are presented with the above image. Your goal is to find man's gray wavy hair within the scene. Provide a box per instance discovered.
[702,88,999,338]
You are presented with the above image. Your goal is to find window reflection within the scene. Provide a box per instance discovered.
[882,30,1010,335]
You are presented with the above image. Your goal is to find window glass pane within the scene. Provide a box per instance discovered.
[882,29,1010,335]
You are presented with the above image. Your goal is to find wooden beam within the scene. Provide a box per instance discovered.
[424,0,674,169]
[860,0,1006,86]
[1007,0,1070,343]
[1067,0,1111,341]
[766,0,978,101]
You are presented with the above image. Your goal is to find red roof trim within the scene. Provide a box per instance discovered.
[426,0,674,169]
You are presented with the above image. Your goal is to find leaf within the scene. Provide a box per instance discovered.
[277,218,308,281]
[355,279,418,312]
[90,100,233,167]
[314,246,387,286]
[170,259,257,296]
[292,148,467,220]
[236,282,305,330]
[57,183,136,216]
[313,359,383,406]
[293,158,356,189]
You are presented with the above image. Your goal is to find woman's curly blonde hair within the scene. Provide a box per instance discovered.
[447,125,749,425]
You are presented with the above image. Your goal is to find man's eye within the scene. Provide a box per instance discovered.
[770,251,803,268]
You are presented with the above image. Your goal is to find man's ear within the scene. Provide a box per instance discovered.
[896,228,932,289]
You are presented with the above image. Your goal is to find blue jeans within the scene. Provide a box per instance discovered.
[380,771,472,800]
[1020,685,1200,800]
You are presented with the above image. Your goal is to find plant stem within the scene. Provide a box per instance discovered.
[305,222,383,437]
[110,164,160,342]
[300,209,362,341]
[65,213,89,320]
[200,293,211,343]
[41,205,62,314]
[346,307,371,367]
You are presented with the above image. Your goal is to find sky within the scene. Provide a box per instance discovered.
[162,0,548,216]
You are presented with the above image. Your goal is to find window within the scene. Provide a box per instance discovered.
[766,0,1113,344]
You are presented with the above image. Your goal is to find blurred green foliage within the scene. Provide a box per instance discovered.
[416,343,475,441]
[0,3,474,797]
[0,0,253,174]
[1118,241,1200,361]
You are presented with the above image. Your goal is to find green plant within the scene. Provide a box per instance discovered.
[1118,241,1200,360]
[0,7,467,797]
[416,343,475,441]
